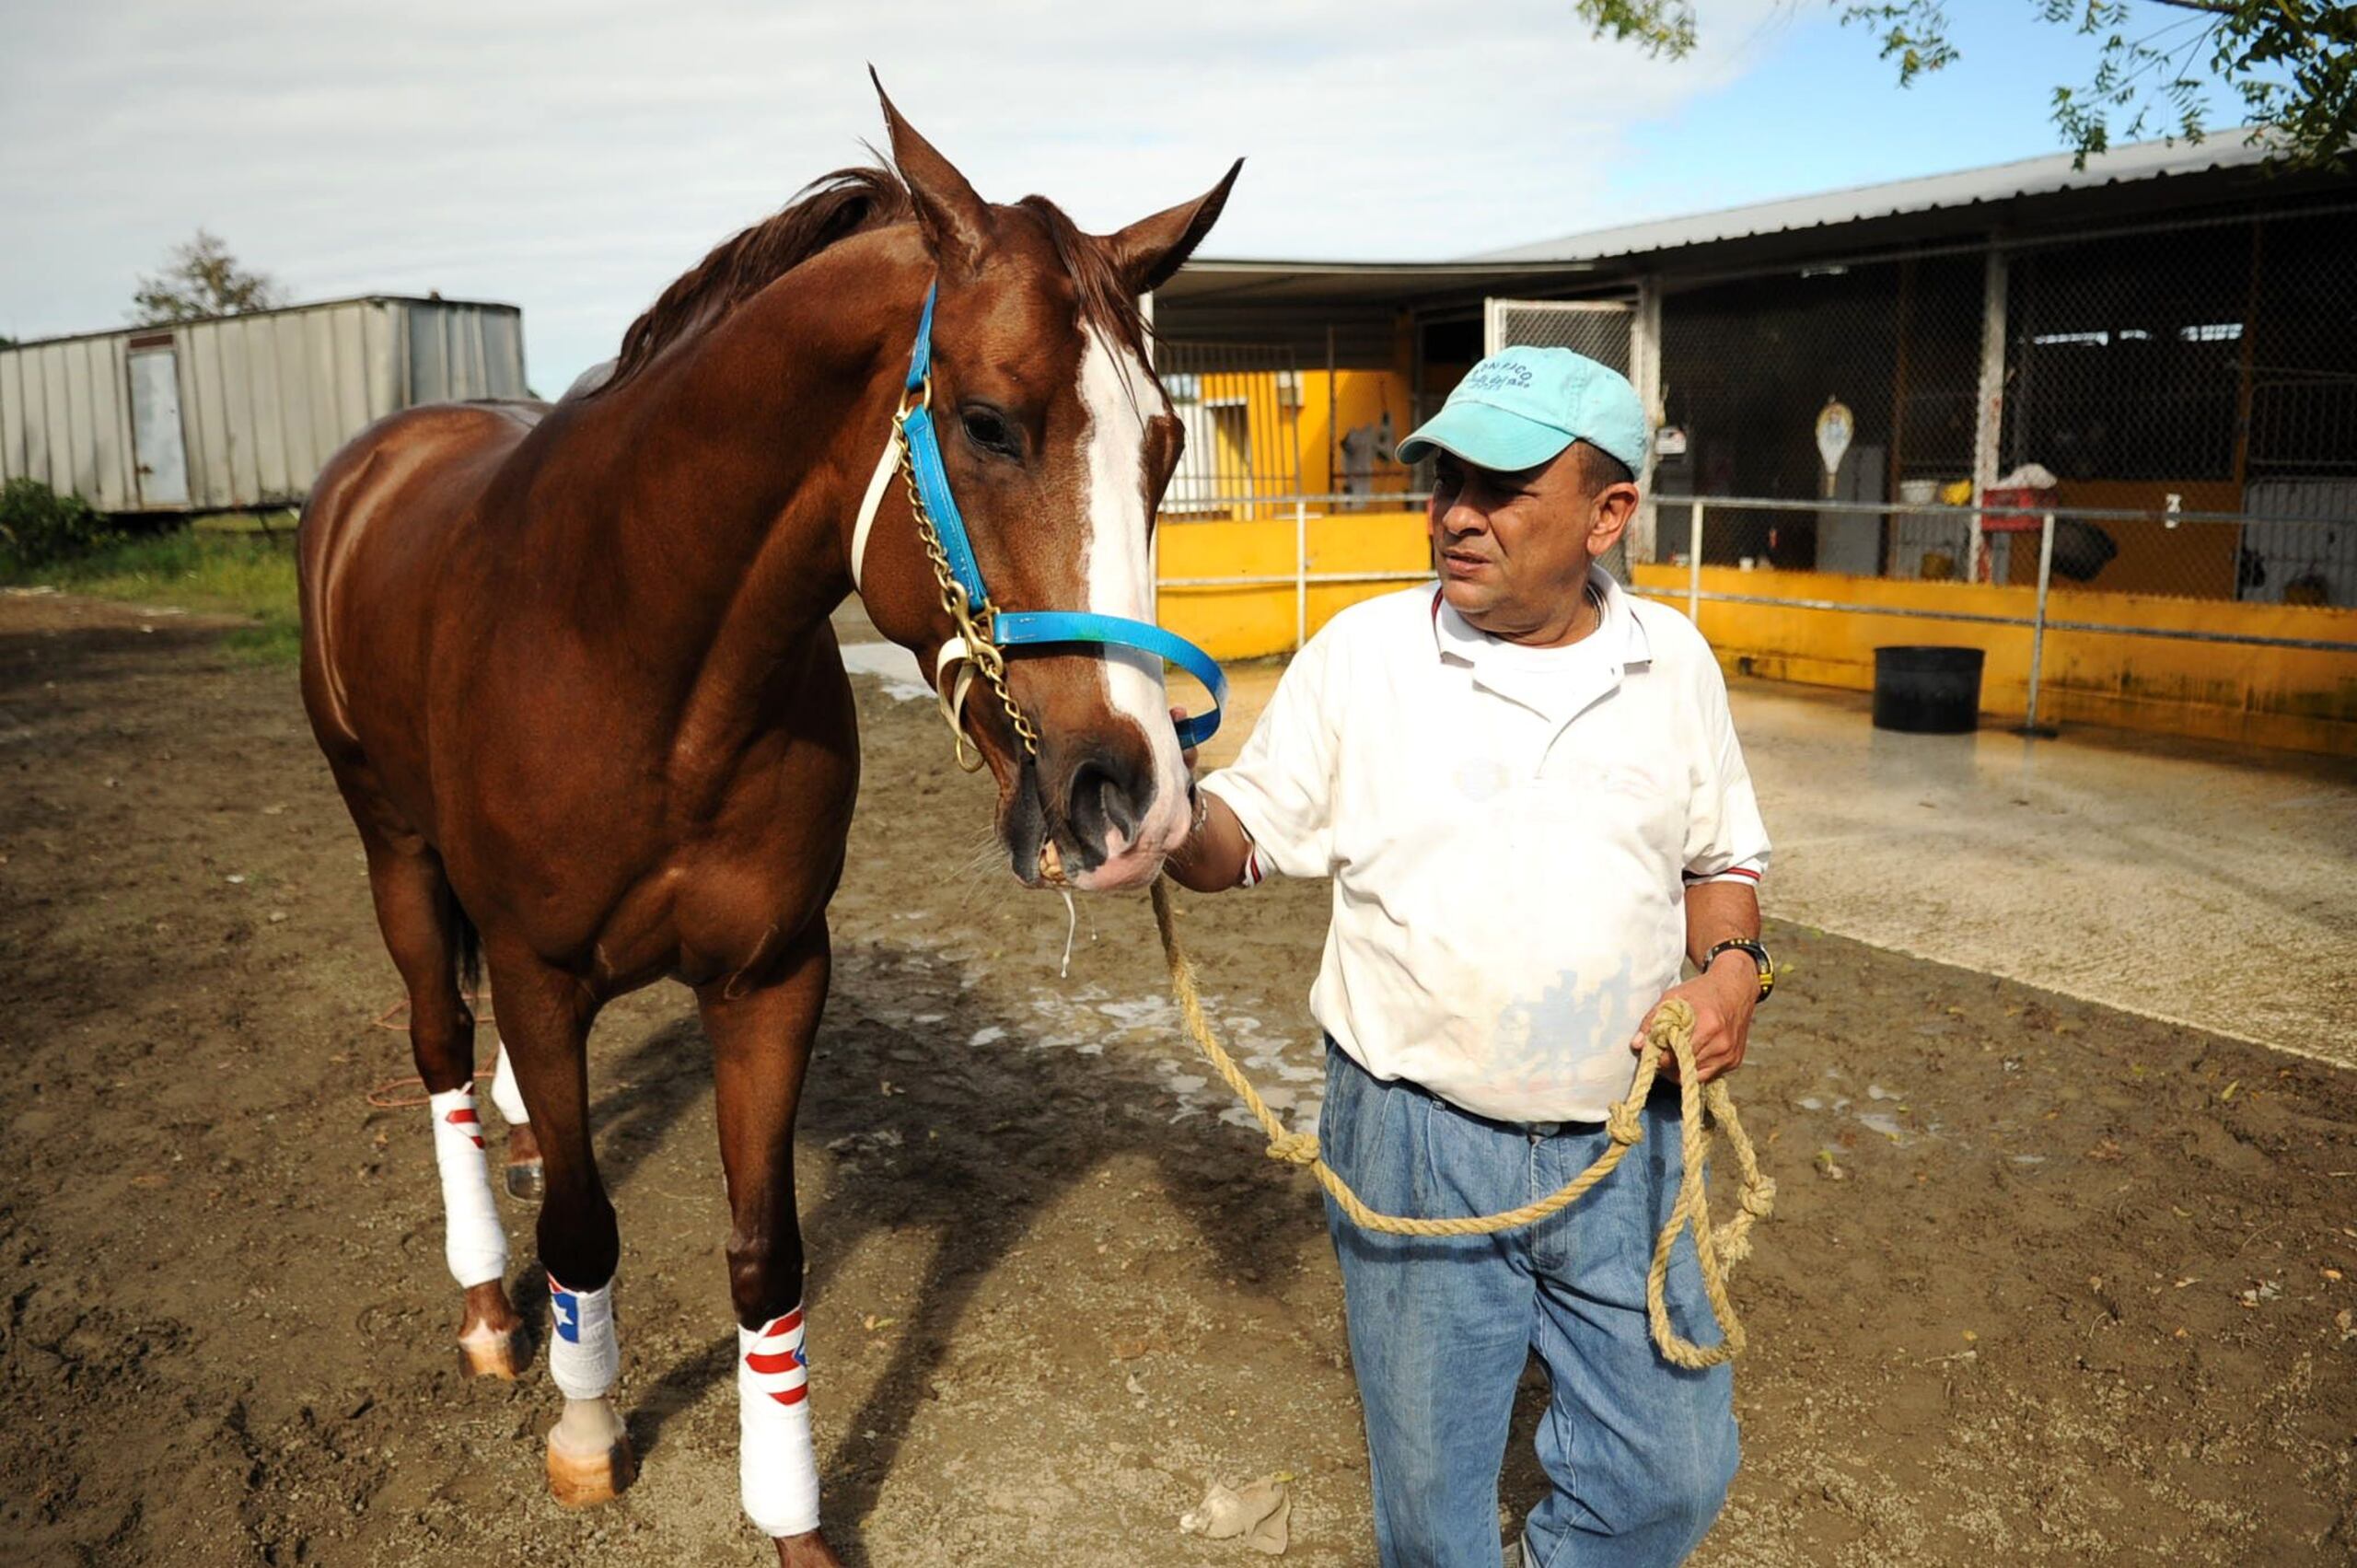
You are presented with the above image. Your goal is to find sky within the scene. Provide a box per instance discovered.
[0,0,2265,395]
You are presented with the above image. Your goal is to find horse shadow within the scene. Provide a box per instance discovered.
[555,934,1559,1561]
[564,934,1341,1562]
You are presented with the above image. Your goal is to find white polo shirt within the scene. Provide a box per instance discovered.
[1202,570,1770,1124]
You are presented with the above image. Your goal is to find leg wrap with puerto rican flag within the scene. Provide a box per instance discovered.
[737,1302,819,1538]
[547,1272,619,1401]
[426,1086,506,1287]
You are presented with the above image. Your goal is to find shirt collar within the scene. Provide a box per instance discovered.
[1429,564,1651,671]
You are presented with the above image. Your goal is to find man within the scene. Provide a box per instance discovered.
[1167,347,1772,1568]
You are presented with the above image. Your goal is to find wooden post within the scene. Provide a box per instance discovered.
[1886,257,1914,575]
[1631,275,1664,564]
[1969,247,2010,584]
[2229,219,2266,596]
[1325,323,1339,505]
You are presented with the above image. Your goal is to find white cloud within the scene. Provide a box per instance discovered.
[1,0,1785,390]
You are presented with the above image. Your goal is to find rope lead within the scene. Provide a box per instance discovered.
[1150,877,1774,1370]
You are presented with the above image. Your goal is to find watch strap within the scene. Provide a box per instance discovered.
[1704,938,1773,1002]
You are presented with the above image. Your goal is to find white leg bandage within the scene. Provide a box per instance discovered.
[547,1273,621,1401]
[426,1087,507,1287]
[738,1303,820,1538]
[489,1040,529,1125]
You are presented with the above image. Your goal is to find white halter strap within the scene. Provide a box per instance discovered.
[848,428,901,598]
[849,424,981,748]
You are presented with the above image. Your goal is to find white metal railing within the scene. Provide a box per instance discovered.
[1152,493,1435,650]
[1148,489,2357,737]
[1642,494,2357,733]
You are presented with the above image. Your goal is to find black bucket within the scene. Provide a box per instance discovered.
[1873,645,1985,734]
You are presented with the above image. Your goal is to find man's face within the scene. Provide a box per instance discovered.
[1428,443,1637,646]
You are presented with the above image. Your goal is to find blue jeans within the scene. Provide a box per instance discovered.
[1320,1041,1738,1568]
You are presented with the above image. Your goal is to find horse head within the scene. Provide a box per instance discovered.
[857,77,1240,896]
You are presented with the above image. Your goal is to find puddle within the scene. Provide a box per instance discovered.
[838,641,933,702]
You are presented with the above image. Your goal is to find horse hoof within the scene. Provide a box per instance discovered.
[457,1323,524,1380]
[547,1430,638,1508]
[504,1125,544,1202]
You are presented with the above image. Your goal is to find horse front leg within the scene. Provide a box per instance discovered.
[491,954,636,1507]
[698,921,842,1568]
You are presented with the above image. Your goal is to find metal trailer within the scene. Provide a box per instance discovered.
[0,296,527,514]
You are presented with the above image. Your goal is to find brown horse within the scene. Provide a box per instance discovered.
[297,78,1237,1564]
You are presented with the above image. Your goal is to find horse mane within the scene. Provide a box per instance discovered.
[596,166,1148,396]
[597,166,913,394]
[1013,194,1148,352]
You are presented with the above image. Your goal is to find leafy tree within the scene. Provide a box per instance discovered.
[131,230,285,325]
[1574,1,2355,169]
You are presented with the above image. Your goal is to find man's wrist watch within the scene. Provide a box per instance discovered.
[1702,938,1774,1003]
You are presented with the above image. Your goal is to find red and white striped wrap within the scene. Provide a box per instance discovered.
[741,1306,809,1404]
[443,1102,484,1148]
[737,1302,819,1536]
[426,1086,505,1287]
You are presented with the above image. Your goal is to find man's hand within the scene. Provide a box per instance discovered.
[1634,955,1758,1084]
[1163,705,1252,893]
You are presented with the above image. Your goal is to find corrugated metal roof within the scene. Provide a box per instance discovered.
[2,294,520,353]
[1470,132,2275,263]
[1157,258,1592,306]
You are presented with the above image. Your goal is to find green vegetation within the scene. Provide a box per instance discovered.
[132,229,285,325]
[1576,0,2354,170]
[2,521,304,664]
[1,476,113,568]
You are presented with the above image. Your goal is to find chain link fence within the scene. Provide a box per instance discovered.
[1639,199,2357,610]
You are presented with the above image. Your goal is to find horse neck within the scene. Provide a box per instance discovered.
[541,249,915,767]
[609,270,904,624]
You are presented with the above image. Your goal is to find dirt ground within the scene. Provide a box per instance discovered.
[3,590,2354,1566]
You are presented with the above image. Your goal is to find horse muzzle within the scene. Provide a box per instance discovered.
[1012,745,1190,894]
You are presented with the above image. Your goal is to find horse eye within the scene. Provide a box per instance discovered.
[961,407,1019,459]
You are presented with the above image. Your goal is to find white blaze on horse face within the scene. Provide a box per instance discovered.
[1074,324,1191,889]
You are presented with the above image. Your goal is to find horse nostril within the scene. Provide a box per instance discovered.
[1066,758,1144,848]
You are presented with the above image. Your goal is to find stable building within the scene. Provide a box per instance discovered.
[1148,133,2357,754]
[0,295,527,515]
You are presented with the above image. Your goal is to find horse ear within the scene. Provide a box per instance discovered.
[870,67,991,276]
[1102,159,1244,296]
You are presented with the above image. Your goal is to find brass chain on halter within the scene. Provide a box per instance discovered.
[892,394,1040,771]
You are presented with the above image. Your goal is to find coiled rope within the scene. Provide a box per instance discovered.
[1149,878,1775,1369]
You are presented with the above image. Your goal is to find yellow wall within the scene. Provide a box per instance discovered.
[1294,368,1418,500]
[1630,563,2357,756]
[1156,507,1431,659]
[2032,480,2243,596]
[1150,508,2357,756]
[1178,366,1416,519]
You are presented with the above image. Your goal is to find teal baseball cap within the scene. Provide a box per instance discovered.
[1395,346,1648,476]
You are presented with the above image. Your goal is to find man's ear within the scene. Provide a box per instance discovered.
[1588,480,1642,555]
[871,67,992,278]
[1101,159,1244,296]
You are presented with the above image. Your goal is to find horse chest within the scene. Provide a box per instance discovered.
[607,753,856,991]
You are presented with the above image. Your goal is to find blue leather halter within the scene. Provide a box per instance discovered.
[897,285,1226,751]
